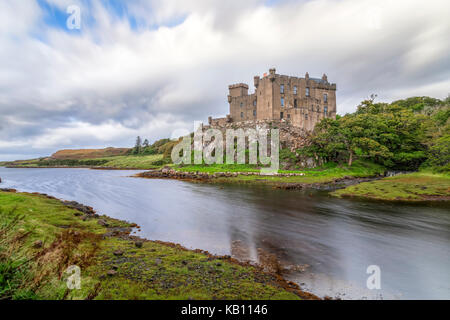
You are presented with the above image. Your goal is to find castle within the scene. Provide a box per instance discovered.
[209,68,337,131]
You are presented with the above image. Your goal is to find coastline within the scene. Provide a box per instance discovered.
[3,164,448,201]
[133,167,384,190]
[331,172,450,202]
[4,165,152,170]
[0,188,319,300]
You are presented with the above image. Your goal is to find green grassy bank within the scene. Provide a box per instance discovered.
[331,172,450,201]
[173,160,386,185]
[0,191,307,300]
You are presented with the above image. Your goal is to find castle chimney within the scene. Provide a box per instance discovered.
[305,72,310,80]
[322,74,328,82]
[254,76,260,88]
[269,68,276,82]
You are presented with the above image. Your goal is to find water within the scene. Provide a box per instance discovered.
[0,167,449,299]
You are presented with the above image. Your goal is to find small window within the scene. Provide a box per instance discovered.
[324,106,328,116]
[280,84,285,94]
[240,112,244,118]
[294,99,298,108]
[253,109,256,117]
[281,97,285,107]
[317,106,320,112]
[306,87,310,97]
[305,114,308,120]
[324,94,328,103]
[253,100,257,106]
[287,114,291,119]
[280,112,284,119]
[293,86,298,95]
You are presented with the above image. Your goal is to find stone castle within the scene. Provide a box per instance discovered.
[209,68,337,131]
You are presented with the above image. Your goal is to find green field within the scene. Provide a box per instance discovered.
[332,172,450,201]
[0,191,303,300]
[95,154,164,169]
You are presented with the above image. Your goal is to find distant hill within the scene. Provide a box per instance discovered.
[51,147,130,160]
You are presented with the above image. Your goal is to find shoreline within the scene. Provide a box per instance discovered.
[0,188,319,300]
[133,168,384,190]
[331,172,450,202]
[3,165,448,201]
[4,165,151,170]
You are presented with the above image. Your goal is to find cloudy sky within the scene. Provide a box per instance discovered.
[0,0,449,160]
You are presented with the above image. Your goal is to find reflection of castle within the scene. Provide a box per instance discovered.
[209,68,337,131]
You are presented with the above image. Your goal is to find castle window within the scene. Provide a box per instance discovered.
[324,93,328,103]
[305,114,308,120]
[294,99,298,108]
[281,97,285,107]
[306,87,310,97]
[294,86,298,95]
[287,114,291,119]
[240,102,243,107]
[317,106,320,112]
[280,112,284,119]
[241,112,244,118]
[253,100,257,107]
[253,109,256,117]
[280,85,285,94]
[324,106,328,116]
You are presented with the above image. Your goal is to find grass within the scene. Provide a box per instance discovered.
[175,160,386,185]
[331,171,450,201]
[0,191,302,300]
[95,154,164,169]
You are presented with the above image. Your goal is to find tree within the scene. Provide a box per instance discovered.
[305,97,432,169]
[143,139,150,148]
[133,136,142,154]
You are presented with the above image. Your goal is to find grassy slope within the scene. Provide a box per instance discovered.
[0,191,301,300]
[175,161,386,185]
[3,154,164,170]
[51,148,130,160]
[95,154,164,169]
[332,172,450,201]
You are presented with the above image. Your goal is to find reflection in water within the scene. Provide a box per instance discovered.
[0,167,449,299]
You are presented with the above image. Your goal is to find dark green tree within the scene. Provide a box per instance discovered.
[133,136,142,154]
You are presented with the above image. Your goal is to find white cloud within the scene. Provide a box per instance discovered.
[0,0,449,160]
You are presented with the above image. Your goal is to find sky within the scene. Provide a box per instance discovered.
[0,0,449,161]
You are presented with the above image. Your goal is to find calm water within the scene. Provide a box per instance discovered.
[0,167,449,299]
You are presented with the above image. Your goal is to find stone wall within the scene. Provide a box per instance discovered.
[203,119,311,152]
